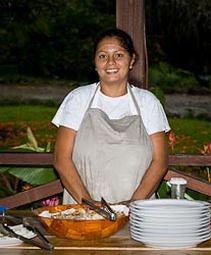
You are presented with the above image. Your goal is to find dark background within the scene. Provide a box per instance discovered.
[0,0,210,89]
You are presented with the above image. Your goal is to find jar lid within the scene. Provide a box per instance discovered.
[169,177,187,185]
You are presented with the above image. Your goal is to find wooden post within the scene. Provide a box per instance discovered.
[116,0,148,89]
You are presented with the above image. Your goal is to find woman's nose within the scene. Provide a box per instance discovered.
[107,55,116,65]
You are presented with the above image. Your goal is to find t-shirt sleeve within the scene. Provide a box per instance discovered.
[52,90,86,131]
[141,92,171,135]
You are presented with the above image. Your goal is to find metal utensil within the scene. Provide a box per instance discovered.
[81,197,117,221]
[0,211,53,250]
[0,222,53,250]
[101,197,117,221]
[23,217,53,250]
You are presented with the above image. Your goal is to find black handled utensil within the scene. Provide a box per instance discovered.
[81,197,117,221]
[0,222,53,250]
[0,211,53,250]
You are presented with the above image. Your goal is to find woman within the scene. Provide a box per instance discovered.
[52,28,170,205]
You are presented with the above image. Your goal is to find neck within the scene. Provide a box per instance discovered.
[99,81,128,97]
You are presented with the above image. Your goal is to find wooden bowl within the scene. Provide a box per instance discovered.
[34,204,128,240]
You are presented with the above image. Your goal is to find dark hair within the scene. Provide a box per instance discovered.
[94,28,137,59]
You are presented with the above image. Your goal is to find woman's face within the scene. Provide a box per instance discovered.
[95,37,135,86]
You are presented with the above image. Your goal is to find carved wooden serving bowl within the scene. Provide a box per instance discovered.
[35,204,128,240]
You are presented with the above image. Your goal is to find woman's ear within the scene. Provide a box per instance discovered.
[129,54,136,69]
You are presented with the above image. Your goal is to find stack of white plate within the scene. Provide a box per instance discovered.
[129,199,210,249]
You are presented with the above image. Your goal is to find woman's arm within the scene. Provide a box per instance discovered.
[54,126,92,203]
[130,131,169,201]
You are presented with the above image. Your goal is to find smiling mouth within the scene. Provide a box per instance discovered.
[105,69,118,74]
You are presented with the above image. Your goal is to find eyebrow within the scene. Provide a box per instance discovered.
[96,49,127,54]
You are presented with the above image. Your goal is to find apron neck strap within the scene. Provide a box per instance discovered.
[128,84,141,116]
[87,82,100,109]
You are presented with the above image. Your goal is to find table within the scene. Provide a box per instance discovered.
[0,224,210,255]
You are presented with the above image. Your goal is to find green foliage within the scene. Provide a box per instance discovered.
[8,167,57,185]
[149,86,165,105]
[0,0,210,87]
[0,166,57,186]
[0,0,115,81]
[0,172,16,197]
[0,105,57,122]
[12,126,51,152]
[0,105,210,154]
[146,0,211,75]
[0,127,58,197]
[156,181,171,199]
[149,62,199,93]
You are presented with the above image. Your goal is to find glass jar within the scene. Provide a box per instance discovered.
[169,177,187,199]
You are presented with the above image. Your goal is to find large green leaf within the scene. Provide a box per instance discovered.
[0,167,11,173]
[156,181,171,199]
[0,184,15,197]
[8,167,58,185]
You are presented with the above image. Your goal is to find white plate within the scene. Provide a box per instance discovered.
[0,237,22,247]
[130,211,210,221]
[130,220,210,232]
[129,214,210,225]
[129,218,210,232]
[130,230,211,244]
[130,206,210,215]
[130,208,210,219]
[130,226,211,239]
[130,204,210,212]
[130,202,210,210]
[130,234,208,249]
[0,224,36,247]
[130,199,210,208]
[129,213,210,224]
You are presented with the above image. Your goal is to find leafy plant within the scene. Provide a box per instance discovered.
[13,126,51,152]
[0,127,58,198]
[149,61,199,93]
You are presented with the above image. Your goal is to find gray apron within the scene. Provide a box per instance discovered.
[63,84,153,204]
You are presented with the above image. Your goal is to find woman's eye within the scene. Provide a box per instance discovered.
[115,53,124,59]
[98,54,107,60]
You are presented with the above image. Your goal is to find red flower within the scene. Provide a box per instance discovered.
[41,196,59,207]
[168,131,176,152]
[169,131,176,144]
[200,143,211,155]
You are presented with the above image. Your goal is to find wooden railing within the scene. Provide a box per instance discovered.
[0,152,210,209]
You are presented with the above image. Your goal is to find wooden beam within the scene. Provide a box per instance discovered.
[1,153,211,166]
[116,0,147,88]
[0,180,63,209]
[169,155,211,166]
[164,169,211,196]
[0,152,53,166]
[0,152,210,209]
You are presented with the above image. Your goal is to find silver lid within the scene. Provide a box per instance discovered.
[170,177,187,185]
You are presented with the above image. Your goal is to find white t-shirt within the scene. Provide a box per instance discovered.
[52,83,170,135]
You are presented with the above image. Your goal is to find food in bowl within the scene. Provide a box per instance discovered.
[35,204,129,240]
[39,204,128,220]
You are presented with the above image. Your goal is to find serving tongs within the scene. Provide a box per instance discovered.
[0,212,53,250]
[82,197,117,221]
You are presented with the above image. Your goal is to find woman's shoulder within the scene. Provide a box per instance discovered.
[68,83,97,98]
[131,85,159,104]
